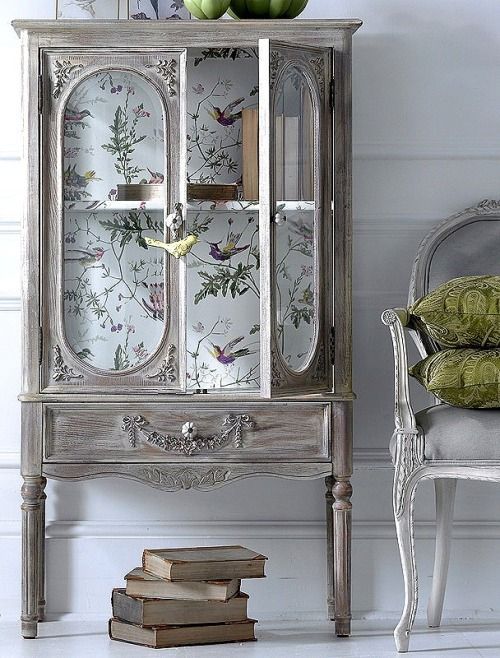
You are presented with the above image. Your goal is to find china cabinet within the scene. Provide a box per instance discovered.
[13,18,361,639]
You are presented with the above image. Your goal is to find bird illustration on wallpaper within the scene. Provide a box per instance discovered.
[64,106,93,137]
[65,246,106,267]
[207,97,245,127]
[208,231,250,261]
[56,0,120,19]
[208,336,256,366]
[128,0,190,19]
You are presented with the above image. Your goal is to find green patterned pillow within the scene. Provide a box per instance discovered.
[409,275,500,348]
[410,348,500,408]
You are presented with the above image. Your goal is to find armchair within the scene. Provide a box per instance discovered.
[382,200,500,652]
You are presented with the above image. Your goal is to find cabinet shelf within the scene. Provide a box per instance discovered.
[63,200,165,212]
[186,200,315,213]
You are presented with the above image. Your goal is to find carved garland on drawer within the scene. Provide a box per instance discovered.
[121,414,256,456]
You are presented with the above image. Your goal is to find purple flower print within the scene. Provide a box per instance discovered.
[111,323,123,333]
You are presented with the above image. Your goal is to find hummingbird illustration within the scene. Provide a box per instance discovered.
[208,336,256,366]
[145,234,199,259]
[64,106,93,125]
[65,246,106,267]
[140,168,164,184]
[142,282,164,320]
[208,232,249,261]
[207,97,245,126]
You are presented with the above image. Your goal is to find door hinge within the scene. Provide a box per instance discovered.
[330,326,335,365]
[38,74,44,114]
[329,78,335,111]
[39,327,43,365]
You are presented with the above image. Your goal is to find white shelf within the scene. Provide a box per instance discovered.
[63,200,165,212]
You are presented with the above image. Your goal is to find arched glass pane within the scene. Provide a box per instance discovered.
[62,70,167,372]
[274,65,317,372]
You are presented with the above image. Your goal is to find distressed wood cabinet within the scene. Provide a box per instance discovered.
[13,18,360,639]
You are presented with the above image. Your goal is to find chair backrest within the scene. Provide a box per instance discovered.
[408,199,500,356]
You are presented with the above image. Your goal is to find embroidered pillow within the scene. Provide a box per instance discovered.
[409,275,500,348]
[410,348,500,408]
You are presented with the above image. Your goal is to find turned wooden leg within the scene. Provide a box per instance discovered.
[21,477,44,639]
[394,481,418,653]
[427,478,456,629]
[325,475,335,620]
[37,478,47,622]
[333,477,352,637]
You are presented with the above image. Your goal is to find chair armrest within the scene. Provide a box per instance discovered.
[381,308,418,434]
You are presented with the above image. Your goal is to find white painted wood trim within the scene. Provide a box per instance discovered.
[0,518,500,540]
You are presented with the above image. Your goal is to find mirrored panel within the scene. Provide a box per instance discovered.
[62,70,167,372]
[274,65,317,372]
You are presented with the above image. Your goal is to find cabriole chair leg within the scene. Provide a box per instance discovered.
[394,481,419,653]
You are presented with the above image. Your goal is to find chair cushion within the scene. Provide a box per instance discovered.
[410,348,500,408]
[409,275,500,348]
[389,405,500,461]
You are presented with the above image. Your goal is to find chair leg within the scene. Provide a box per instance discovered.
[394,482,418,653]
[427,478,456,628]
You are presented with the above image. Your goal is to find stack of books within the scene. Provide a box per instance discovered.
[109,545,267,649]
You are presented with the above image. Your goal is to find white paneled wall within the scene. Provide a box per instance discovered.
[2,0,500,623]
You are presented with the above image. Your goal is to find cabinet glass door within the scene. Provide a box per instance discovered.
[259,40,332,397]
[183,47,261,392]
[41,52,185,392]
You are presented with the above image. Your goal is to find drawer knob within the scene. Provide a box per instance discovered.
[181,421,198,439]
[122,413,255,456]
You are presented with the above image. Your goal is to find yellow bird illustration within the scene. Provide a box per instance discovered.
[145,234,199,259]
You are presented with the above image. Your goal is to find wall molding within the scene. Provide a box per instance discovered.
[0,298,21,312]
[1,518,500,541]
[354,141,500,161]
[0,220,21,234]
[0,152,20,162]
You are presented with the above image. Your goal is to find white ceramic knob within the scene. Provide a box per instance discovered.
[181,421,198,439]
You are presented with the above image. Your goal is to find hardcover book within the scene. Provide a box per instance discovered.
[242,107,259,201]
[142,545,267,581]
[109,617,257,648]
[125,568,240,601]
[112,588,248,626]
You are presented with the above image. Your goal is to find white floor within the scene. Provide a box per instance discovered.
[2,620,500,657]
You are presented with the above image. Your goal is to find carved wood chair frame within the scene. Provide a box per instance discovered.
[382,199,500,652]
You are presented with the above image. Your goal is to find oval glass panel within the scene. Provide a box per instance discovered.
[62,70,167,372]
[274,65,318,372]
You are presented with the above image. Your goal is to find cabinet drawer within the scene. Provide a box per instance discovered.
[43,402,330,463]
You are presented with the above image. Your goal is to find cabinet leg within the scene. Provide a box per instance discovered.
[37,478,47,622]
[333,477,352,637]
[21,477,44,639]
[325,475,335,620]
